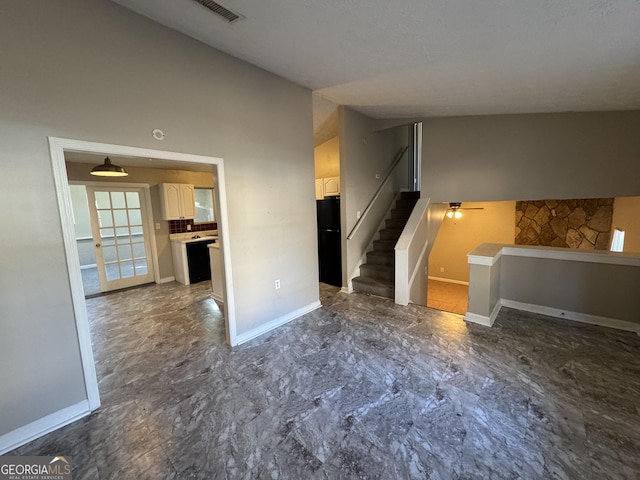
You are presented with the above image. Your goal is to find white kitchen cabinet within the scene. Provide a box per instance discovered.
[315,176,340,199]
[315,179,324,200]
[159,183,195,220]
[323,176,340,197]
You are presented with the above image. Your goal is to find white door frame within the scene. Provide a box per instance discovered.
[49,137,237,412]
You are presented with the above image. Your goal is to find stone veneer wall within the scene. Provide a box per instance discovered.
[515,199,613,249]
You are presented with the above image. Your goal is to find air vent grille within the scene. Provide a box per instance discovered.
[193,0,242,23]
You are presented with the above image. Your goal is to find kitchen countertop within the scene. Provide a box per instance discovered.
[170,230,218,244]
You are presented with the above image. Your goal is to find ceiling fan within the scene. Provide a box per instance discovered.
[445,202,484,218]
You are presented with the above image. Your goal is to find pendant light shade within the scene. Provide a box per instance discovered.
[90,157,128,177]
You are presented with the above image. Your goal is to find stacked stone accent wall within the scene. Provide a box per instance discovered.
[515,199,613,249]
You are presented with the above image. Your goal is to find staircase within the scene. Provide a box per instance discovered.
[352,191,420,299]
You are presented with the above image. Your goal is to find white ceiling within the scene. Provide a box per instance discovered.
[112,0,640,120]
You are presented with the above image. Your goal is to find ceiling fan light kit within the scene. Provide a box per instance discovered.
[445,202,484,218]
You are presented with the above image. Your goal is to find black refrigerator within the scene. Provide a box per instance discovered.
[317,196,342,287]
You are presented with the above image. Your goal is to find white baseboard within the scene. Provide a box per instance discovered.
[212,294,224,303]
[340,286,353,294]
[80,264,97,270]
[500,299,640,335]
[428,276,469,286]
[0,400,91,455]
[233,301,322,346]
[464,300,501,327]
[158,276,175,284]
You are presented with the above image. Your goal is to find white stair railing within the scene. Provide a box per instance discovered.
[395,199,447,306]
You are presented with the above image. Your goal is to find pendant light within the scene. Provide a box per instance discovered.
[90,157,128,177]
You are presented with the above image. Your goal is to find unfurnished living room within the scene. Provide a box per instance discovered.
[1,1,640,479]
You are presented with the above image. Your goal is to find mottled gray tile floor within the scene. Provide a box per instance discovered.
[11,282,640,479]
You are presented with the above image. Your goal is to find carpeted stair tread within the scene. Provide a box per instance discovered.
[360,263,394,282]
[379,228,404,241]
[366,250,394,266]
[352,191,420,299]
[391,207,414,219]
[351,276,394,299]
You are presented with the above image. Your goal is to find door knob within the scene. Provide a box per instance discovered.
[95,243,101,248]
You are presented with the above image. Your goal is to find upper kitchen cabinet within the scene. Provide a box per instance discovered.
[323,177,340,197]
[159,183,196,220]
[315,179,324,200]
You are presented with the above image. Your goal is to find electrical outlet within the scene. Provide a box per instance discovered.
[186,224,192,231]
[356,211,361,219]
[440,267,445,273]
[275,279,281,290]
[155,223,160,230]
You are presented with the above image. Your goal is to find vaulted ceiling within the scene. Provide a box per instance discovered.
[113,0,640,124]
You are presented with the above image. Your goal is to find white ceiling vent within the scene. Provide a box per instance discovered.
[193,0,243,23]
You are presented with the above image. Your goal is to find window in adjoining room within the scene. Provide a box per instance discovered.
[194,188,215,223]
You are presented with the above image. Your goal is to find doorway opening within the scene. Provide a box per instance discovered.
[70,184,157,296]
[49,137,237,412]
[427,200,516,315]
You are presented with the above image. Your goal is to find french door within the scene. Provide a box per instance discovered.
[86,186,155,292]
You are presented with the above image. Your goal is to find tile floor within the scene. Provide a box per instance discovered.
[426,279,469,315]
[10,282,640,479]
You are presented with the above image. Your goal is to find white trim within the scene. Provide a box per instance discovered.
[0,401,90,455]
[500,245,640,266]
[500,299,640,335]
[50,139,101,412]
[428,276,469,286]
[464,298,640,335]
[464,300,501,327]
[409,239,429,287]
[49,137,237,419]
[463,312,492,327]
[468,243,640,267]
[233,301,321,346]
[395,197,434,306]
[143,185,161,286]
[69,180,151,188]
[159,276,176,284]
[340,286,353,294]
[212,293,224,303]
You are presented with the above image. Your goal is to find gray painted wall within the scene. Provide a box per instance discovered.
[339,108,408,286]
[501,256,640,323]
[0,0,316,436]
[420,111,640,203]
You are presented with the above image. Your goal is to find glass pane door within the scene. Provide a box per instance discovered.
[87,186,154,292]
